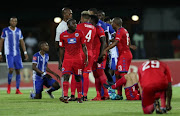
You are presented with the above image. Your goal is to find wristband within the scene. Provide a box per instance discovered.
[42,72,46,77]
[24,51,27,54]
[0,52,2,55]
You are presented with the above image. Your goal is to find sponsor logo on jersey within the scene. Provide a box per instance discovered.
[68,38,77,44]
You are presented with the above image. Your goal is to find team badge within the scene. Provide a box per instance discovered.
[75,33,79,37]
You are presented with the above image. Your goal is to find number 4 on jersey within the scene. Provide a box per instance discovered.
[85,30,92,42]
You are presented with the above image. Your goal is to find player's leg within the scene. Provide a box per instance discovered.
[69,74,76,101]
[141,86,156,114]
[14,54,23,94]
[60,74,70,103]
[96,68,109,100]
[45,76,60,99]
[6,55,14,94]
[30,76,44,99]
[91,70,101,101]
[75,75,83,103]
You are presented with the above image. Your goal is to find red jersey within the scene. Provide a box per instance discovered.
[92,25,106,60]
[138,60,172,88]
[59,30,86,60]
[77,22,96,52]
[115,27,131,55]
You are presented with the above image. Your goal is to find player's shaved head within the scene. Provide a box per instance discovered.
[90,15,99,25]
[61,7,72,21]
[112,17,123,27]
[88,8,98,15]
[62,7,72,15]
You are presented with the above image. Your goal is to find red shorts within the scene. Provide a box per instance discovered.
[115,53,132,74]
[124,85,140,100]
[142,83,168,107]
[62,59,83,75]
[92,55,107,71]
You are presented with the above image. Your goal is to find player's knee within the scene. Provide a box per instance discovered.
[9,68,14,74]
[15,69,20,75]
[63,74,70,81]
[75,75,81,82]
[53,81,60,90]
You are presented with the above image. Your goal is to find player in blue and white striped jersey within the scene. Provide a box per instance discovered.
[0,17,28,94]
[30,41,60,99]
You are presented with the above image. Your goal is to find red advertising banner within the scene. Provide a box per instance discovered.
[0,59,179,88]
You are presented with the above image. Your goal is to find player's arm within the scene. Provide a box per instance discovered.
[97,36,106,63]
[46,64,60,80]
[32,63,45,76]
[165,65,172,111]
[129,40,137,50]
[59,47,65,71]
[102,39,118,57]
[82,43,88,66]
[20,39,28,60]
[0,38,4,61]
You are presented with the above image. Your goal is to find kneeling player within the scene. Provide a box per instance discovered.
[104,72,141,100]
[30,41,60,99]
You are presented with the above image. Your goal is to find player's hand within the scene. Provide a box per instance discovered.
[24,54,29,61]
[54,73,60,80]
[130,45,137,50]
[84,58,88,67]
[0,55,3,62]
[97,56,103,63]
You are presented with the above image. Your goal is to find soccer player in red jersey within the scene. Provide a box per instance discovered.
[59,19,88,103]
[70,11,96,101]
[101,17,134,99]
[138,58,172,114]
[89,15,109,101]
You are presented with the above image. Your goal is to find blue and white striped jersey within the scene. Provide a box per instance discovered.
[1,27,23,56]
[97,20,107,32]
[32,52,49,76]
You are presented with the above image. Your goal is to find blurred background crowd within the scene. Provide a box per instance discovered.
[1,0,180,61]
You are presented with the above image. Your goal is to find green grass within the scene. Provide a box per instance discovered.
[0,87,180,116]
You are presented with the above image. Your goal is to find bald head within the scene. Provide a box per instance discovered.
[112,17,123,30]
[61,7,73,21]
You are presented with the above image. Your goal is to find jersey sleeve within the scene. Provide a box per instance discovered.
[109,25,116,34]
[115,29,123,41]
[80,31,86,44]
[59,33,64,47]
[32,54,38,63]
[19,29,23,40]
[165,64,172,83]
[97,26,106,38]
[1,29,6,39]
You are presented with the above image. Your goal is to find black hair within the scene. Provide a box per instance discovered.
[67,18,76,25]
[90,15,99,24]
[104,16,111,22]
[89,8,98,15]
[38,41,47,50]
[10,16,17,20]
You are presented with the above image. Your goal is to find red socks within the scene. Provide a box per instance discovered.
[71,75,76,96]
[76,81,82,98]
[83,73,89,97]
[112,76,127,89]
[63,81,69,97]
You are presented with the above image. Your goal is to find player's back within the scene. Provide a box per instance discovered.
[138,60,171,88]
[77,22,96,51]
[115,27,131,55]
[92,25,106,60]
[60,30,85,60]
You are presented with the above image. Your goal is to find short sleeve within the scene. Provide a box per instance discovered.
[19,30,23,40]
[115,30,123,41]
[59,33,64,47]
[97,26,105,38]
[32,55,38,63]
[1,29,6,39]
[80,31,86,44]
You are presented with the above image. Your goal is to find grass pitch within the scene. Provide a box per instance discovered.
[0,87,180,116]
